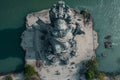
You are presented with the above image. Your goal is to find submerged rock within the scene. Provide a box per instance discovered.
[104,41,112,48]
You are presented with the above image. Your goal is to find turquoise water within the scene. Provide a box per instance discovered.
[0,0,120,74]
[76,0,120,74]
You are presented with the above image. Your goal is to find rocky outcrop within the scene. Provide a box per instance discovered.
[46,1,85,64]
[21,1,98,80]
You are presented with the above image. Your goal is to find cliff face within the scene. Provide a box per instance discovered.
[21,1,98,80]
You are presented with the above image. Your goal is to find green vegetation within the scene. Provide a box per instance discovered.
[86,58,99,69]
[24,64,39,80]
[5,75,13,80]
[86,69,94,80]
[85,58,105,80]
[96,71,106,80]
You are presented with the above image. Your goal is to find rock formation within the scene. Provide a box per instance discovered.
[21,1,98,80]
[46,1,85,64]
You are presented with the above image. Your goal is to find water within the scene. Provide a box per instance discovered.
[0,0,120,74]
[0,0,58,74]
[76,0,120,74]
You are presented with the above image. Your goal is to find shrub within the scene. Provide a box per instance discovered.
[86,69,95,80]
[85,58,100,80]
[24,64,36,76]
[24,64,39,80]
[5,75,13,80]
[92,58,99,68]
[96,71,106,80]
[86,58,99,70]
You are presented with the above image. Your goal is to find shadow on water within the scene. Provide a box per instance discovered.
[0,0,59,74]
[0,27,25,74]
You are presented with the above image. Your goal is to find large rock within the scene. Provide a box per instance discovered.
[21,1,98,80]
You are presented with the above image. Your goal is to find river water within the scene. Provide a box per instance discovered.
[0,0,120,74]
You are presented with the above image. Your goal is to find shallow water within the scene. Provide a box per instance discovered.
[76,0,120,74]
[0,0,120,74]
